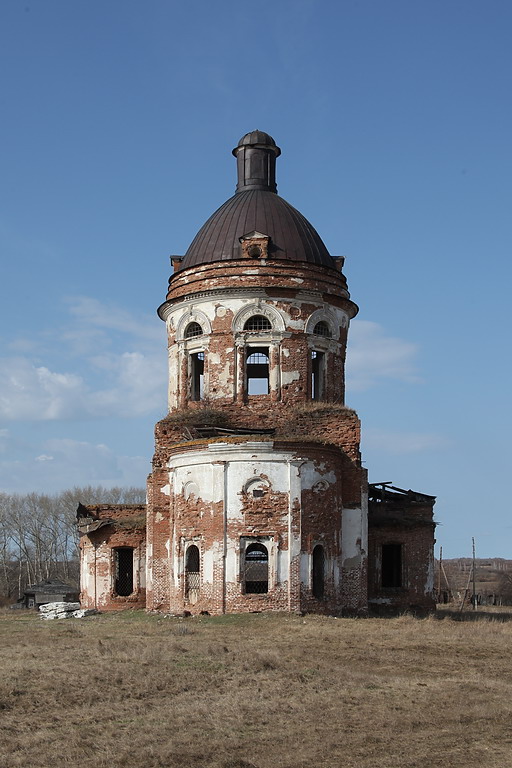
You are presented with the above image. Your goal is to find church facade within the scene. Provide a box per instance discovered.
[78,131,436,616]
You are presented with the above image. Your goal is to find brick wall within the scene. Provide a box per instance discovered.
[367,499,436,614]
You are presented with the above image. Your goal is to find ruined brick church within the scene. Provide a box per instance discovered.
[78,131,436,615]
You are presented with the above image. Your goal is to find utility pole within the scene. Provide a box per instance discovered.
[472,537,477,611]
[438,546,443,601]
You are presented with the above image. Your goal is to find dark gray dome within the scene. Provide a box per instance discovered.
[178,132,335,271]
[235,130,281,153]
[180,190,334,269]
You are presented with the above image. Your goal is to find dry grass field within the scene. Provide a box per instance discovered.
[2,609,512,768]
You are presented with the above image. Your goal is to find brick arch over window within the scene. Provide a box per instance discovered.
[305,308,339,338]
[232,303,285,334]
[175,309,212,341]
[184,321,203,338]
[243,476,271,498]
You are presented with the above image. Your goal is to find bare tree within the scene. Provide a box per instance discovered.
[0,486,146,603]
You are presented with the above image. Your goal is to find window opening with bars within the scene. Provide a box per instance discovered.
[246,347,269,395]
[244,543,269,594]
[190,352,204,401]
[185,322,203,338]
[244,315,272,332]
[114,548,134,596]
[185,545,200,603]
[313,321,331,338]
[382,543,403,588]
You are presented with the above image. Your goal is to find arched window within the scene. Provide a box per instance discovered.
[313,321,331,338]
[312,545,325,599]
[185,321,203,338]
[114,547,134,596]
[244,315,272,332]
[244,543,269,594]
[185,545,200,603]
[246,348,269,395]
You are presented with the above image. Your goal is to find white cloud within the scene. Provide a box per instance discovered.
[0,352,166,421]
[364,428,450,455]
[346,320,419,392]
[0,438,148,494]
[0,358,87,420]
[65,296,162,342]
[0,296,167,422]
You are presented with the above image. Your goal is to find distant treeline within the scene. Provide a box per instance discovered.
[0,486,145,604]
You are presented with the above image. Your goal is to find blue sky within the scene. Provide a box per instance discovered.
[1,0,511,558]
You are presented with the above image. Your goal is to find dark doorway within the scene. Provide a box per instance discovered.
[312,544,325,599]
[382,543,403,587]
[244,543,269,593]
[114,548,134,596]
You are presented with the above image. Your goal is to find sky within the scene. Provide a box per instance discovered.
[1,0,511,558]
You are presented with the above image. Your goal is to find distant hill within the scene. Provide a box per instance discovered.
[436,558,512,605]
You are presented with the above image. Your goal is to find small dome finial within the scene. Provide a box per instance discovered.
[232,131,281,194]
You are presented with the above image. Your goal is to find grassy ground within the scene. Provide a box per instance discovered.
[2,608,512,768]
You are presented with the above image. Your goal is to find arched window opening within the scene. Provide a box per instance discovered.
[185,545,200,603]
[244,543,269,594]
[312,545,325,599]
[114,547,134,596]
[185,321,203,338]
[313,321,331,338]
[382,543,402,588]
[311,350,325,401]
[246,348,269,395]
[244,315,272,332]
[190,352,204,401]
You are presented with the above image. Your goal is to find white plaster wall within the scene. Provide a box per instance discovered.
[94,546,112,606]
[342,508,364,568]
[81,545,94,599]
[300,462,337,490]
[300,552,310,586]
[203,549,214,584]
[171,462,223,504]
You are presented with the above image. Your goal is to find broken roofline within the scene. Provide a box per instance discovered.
[369,483,436,503]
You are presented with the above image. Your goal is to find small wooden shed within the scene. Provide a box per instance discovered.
[23,579,79,609]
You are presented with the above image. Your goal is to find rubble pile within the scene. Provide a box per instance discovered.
[38,602,99,620]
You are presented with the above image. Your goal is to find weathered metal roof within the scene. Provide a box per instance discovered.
[178,131,336,272]
[181,190,334,270]
[24,579,78,596]
[235,130,280,151]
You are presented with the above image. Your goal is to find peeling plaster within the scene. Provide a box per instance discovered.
[342,507,364,564]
